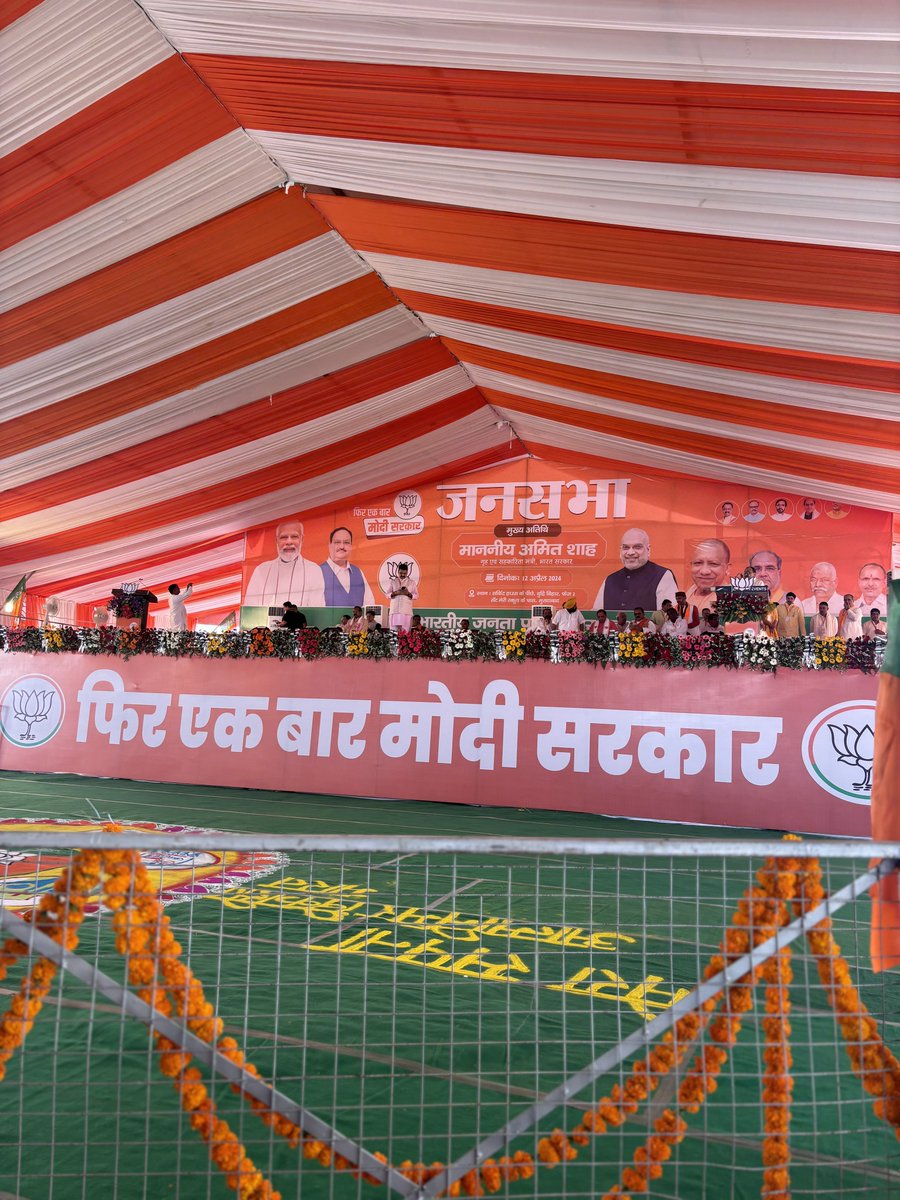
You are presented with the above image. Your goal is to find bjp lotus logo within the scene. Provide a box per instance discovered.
[0,675,65,748]
[827,721,875,793]
[802,701,878,805]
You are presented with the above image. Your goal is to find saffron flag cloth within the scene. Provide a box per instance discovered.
[870,575,900,972]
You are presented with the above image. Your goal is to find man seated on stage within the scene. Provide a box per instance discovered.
[348,604,365,633]
[529,606,553,633]
[629,606,655,633]
[674,590,701,631]
[811,600,838,639]
[699,608,721,634]
[658,603,688,637]
[613,610,630,634]
[364,608,383,634]
[651,599,674,629]
[865,608,887,640]
[336,614,352,633]
[552,597,585,632]
[590,608,613,634]
[410,615,423,631]
[277,601,306,631]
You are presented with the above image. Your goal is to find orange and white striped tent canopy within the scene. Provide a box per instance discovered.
[3,1,898,623]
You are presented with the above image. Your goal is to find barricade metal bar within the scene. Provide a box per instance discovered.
[0,833,896,857]
[0,910,419,1199]
[419,856,900,1199]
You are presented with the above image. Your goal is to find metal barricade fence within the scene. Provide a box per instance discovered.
[1,833,899,1199]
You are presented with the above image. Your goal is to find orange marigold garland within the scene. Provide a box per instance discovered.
[0,849,102,1080]
[600,850,797,1200]
[794,856,900,1140]
[760,949,793,1199]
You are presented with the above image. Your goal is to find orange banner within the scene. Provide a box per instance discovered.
[241,458,891,619]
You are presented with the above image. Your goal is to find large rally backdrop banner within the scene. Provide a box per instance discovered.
[0,654,878,836]
[239,459,891,627]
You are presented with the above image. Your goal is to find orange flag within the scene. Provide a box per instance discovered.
[870,575,900,972]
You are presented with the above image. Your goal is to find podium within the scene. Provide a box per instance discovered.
[715,583,769,635]
[109,588,158,632]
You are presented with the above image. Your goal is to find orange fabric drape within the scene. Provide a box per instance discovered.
[1,274,397,457]
[482,385,900,495]
[187,54,900,177]
[313,194,900,312]
[1,57,237,250]
[1,339,459,518]
[0,390,486,567]
[397,287,900,395]
[447,338,899,452]
[0,191,328,368]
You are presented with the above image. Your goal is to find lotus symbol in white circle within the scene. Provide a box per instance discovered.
[11,688,54,742]
[827,722,875,793]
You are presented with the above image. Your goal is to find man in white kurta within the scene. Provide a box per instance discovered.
[552,599,585,632]
[529,607,553,633]
[837,595,864,640]
[167,583,192,631]
[389,565,418,632]
[244,520,325,608]
[810,603,838,639]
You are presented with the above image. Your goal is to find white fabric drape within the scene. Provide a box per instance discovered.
[144,0,900,88]
[2,308,423,490]
[468,365,900,470]
[424,314,900,420]
[8,411,512,588]
[1,235,367,417]
[58,549,244,604]
[0,0,172,157]
[363,254,900,361]
[494,408,899,513]
[0,365,470,542]
[0,132,284,313]
[260,133,900,251]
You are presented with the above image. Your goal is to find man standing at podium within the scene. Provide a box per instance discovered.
[167,582,193,631]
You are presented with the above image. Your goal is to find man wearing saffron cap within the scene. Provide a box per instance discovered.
[552,597,585,632]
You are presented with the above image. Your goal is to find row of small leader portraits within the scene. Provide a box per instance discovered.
[717,497,852,525]
[238,462,891,618]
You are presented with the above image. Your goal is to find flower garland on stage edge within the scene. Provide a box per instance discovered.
[3,841,900,1200]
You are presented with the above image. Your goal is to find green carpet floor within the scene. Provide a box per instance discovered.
[0,771,897,1200]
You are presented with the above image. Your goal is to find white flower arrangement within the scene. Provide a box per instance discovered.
[445,628,475,660]
[742,633,778,672]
